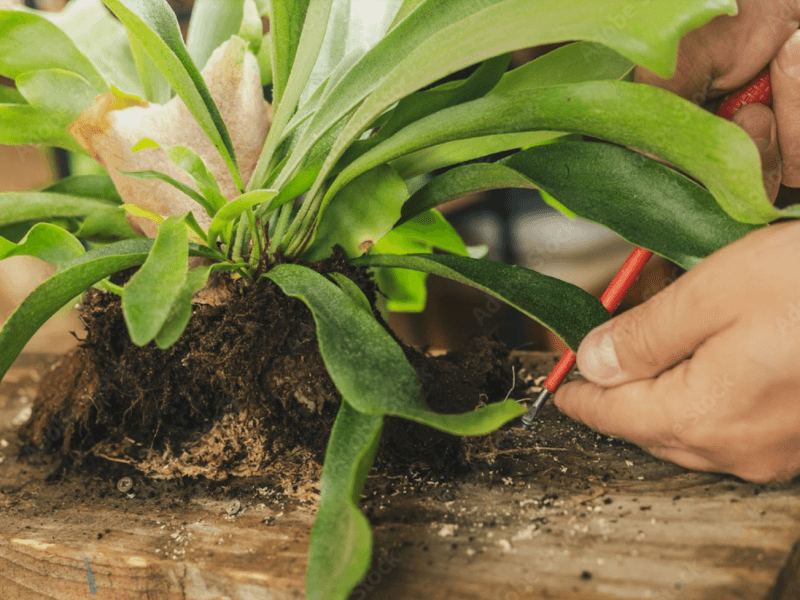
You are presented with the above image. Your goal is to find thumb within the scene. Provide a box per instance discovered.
[576,270,737,387]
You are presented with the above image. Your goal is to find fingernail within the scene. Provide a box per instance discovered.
[578,325,622,385]
[777,31,800,79]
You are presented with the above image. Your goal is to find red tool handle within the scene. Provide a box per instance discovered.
[716,68,773,120]
[542,247,654,393]
[542,70,774,396]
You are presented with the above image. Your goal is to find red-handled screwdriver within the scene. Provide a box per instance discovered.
[520,69,774,429]
[521,247,653,427]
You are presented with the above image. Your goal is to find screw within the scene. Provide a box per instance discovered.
[116,477,133,493]
[226,500,241,516]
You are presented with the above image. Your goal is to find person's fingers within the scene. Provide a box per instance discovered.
[573,221,797,388]
[635,2,800,103]
[555,324,765,473]
[732,103,782,201]
[555,332,738,451]
[573,269,735,388]
[556,321,800,482]
[556,221,800,483]
[772,31,800,187]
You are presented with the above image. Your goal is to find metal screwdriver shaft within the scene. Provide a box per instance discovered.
[521,68,774,429]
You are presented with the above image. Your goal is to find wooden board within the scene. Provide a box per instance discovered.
[1,353,799,600]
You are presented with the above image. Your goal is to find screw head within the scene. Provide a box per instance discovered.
[116,477,133,493]
[226,500,241,516]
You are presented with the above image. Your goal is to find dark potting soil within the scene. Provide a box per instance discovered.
[16,253,679,506]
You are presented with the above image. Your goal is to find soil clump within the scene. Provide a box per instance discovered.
[20,254,527,497]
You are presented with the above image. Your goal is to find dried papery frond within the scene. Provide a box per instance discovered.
[69,38,271,238]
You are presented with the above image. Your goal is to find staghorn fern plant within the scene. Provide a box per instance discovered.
[0,0,796,597]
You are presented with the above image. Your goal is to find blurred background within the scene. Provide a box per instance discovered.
[0,0,678,357]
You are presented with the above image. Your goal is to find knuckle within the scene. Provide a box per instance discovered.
[613,308,664,371]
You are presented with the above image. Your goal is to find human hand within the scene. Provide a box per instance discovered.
[635,0,800,200]
[553,221,800,483]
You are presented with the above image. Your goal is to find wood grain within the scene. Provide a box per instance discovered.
[1,353,799,600]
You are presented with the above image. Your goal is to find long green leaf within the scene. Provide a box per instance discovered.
[302,0,349,107]
[353,254,609,351]
[390,131,564,179]
[0,239,154,382]
[0,181,134,242]
[0,9,108,92]
[186,0,246,70]
[489,41,633,97]
[307,402,382,600]
[281,45,364,144]
[327,81,775,225]
[250,0,333,189]
[400,162,535,225]
[100,0,242,190]
[265,264,525,430]
[275,0,734,197]
[0,223,85,268]
[343,53,511,164]
[399,145,761,270]
[269,0,311,108]
[128,27,170,103]
[373,41,632,179]
[501,142,761,269]
[0,192,119,227]
[122,215,188,346]
[303,0,403,107]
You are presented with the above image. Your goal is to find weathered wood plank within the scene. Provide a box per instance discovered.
[1,353,799,600]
